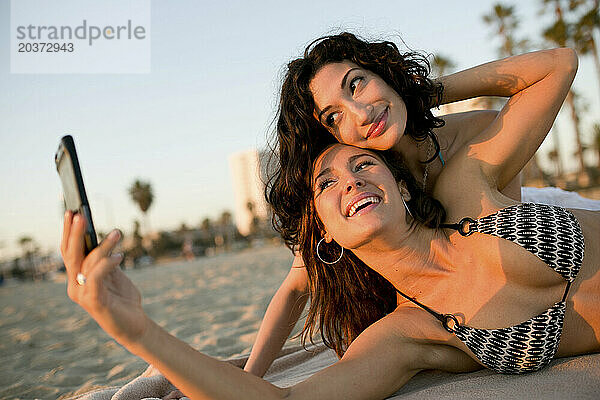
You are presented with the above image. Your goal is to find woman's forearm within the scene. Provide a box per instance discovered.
[245,270,309,376]
[129,318,290,400]
[437,48,576,105]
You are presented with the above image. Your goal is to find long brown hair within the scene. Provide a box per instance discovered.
[298,194,397,357]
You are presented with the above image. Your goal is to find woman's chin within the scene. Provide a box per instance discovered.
[340,217,388,249]
[367,130,402,152]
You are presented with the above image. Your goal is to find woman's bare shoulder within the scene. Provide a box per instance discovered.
[386,305,450,341]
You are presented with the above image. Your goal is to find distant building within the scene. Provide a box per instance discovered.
[228,149,269,236]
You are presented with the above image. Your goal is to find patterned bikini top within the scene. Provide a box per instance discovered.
[395,203,584,374]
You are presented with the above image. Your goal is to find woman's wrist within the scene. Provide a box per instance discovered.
[430,77,445,107]
[244,358,268,377]
[121,313,156,356]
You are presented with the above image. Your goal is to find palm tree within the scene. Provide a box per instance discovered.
[431,54,456,78]
[199,217,215,248]
[572,0,600,98]
[17,236,37,272]
[593,123,600,169]
[541,0,586,175]
[18,236,33,259]
[200,217,212,232]
[483,3,529,57]
[128,179,154,233]
[219,210,232,226]
[548,148,563,176]
[246,201,260,237]
[129,220,145,265]
[550,127,564,177]
[483,3,542,179]
[482,4,529,110]
[178,222,189,233]
[218,210,234,250]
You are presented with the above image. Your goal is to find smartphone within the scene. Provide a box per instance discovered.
[55,135,98,254]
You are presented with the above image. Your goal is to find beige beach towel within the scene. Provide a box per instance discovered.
[67,344,600,399]
[265,345,600,399]
[63,364,176,400]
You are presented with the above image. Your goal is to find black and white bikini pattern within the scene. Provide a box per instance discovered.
[451,203,584,374]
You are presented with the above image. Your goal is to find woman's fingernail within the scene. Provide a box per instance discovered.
[108,230,121,240]
[112,253,124,260]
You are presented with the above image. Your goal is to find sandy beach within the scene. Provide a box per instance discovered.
[0,245,298,399]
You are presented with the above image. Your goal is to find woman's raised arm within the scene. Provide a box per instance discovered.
[244,257,309,377]
[436,48,576,107]
[438,48,578,188]
[134,306,428,400]
[62,213,431,400]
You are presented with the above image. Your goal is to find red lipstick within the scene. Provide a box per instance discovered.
[366,107,388,139]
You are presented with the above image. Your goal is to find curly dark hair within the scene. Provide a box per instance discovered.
[265,32,447,358]
[268,32,444,249]
[296,145,447,357]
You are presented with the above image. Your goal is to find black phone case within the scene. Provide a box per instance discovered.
[55,135,98,254]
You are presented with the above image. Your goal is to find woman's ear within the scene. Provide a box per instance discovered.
[316,214,333,243]
[398,181,412,202]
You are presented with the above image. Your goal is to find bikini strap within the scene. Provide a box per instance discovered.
[561,281,572,302]
[440,217,478,236]
[394,288,460,333]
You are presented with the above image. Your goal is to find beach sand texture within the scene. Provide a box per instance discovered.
[0,245,297,400]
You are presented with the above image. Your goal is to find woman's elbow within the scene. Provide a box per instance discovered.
[554,47,578,76]
[280,387,293,399]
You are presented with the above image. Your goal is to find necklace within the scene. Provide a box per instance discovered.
[422,137,433,191]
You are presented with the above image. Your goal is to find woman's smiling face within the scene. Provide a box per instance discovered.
[312,144,405,249]
[309,60,408,151]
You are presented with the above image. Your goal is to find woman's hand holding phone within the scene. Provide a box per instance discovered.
[61,210,148,347]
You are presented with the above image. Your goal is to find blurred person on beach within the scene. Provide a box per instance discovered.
[244,32,600,377]
[60,35,600,398]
